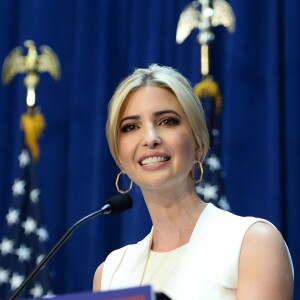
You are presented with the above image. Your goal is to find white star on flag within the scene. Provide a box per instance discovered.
[43,291,56,298]
[15,244,32,262]
[1,147,53,297]
[0,238,14,256]
[30,189,40,203]
[36,254,45,265]
[219,195,230,211]
[6,208,20,226]
[36,227,49,242]
[0,267,10,284]
[30,283,44,297]
[10,272,25,291]
[196,183,218,201]
[12,179,26,197]
[18,150,31,168]
[21,217,37,235]
[206,155,221,172]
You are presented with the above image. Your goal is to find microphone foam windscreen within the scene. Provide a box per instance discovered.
[106,193,133,214]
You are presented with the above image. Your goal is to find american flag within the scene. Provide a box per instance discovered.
[195,91,230,211]
[0,145,53,299]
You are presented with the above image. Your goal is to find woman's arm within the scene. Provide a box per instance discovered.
[93,262,104,291]
[237,222,293,299]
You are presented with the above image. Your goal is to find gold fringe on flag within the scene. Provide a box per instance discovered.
[194,78,222,115]
[21,111,46,163]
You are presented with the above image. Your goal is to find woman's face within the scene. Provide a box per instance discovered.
[118,86,201,192]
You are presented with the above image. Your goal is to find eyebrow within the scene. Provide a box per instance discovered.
[119,110,181,125]
[153,110,181,118]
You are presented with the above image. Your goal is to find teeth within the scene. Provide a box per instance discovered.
[141,156,168,166]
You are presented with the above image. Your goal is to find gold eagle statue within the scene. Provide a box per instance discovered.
[1,40,60,162]
[176,0,235,44]
[2,40,60,87]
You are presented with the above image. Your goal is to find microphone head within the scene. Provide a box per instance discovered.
[105,193,133,214]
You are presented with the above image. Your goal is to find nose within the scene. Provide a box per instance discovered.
[143,125,161,148]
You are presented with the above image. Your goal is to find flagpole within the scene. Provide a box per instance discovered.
[176,0,235,210]
[0,40,60,298]
[201,44,209,77]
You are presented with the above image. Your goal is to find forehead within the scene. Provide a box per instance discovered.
[120,86,185,116]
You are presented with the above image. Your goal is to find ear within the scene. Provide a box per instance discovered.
[195,143,204,161]
[118,156,124,170]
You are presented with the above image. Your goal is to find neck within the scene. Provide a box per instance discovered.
[142,188,206,252]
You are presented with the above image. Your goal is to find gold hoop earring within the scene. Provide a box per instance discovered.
[115,171,133,194]
[193,161,203,184]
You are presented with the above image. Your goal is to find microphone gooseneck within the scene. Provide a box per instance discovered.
[9,193,133,300]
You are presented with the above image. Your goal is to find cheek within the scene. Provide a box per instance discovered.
[118,136,136,164]
[170,131,196,158]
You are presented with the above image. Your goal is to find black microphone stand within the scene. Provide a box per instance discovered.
[9,205,112,300]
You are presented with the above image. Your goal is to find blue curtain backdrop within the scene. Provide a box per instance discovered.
[0,0,299,298]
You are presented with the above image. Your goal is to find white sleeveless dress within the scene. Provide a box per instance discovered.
[101,203,293,300]
[141,244,188,291]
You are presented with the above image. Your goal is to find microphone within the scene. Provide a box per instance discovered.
[100,193,133,214]
[9,193,133,300]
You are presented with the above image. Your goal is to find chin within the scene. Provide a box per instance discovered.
[141,178,186,192]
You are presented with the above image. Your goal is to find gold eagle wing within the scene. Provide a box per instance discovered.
[211,0,236,32]
[38,45,61,80]
[2,47,26,84]
[176,2,202,44]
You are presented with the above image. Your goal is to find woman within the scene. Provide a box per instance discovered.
[93,64,294,299]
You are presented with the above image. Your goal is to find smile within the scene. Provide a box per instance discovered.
[140,156,170,166]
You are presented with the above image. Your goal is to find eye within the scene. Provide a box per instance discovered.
[159,117,180,127]
[120,124,139,133]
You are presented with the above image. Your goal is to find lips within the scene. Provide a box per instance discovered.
[140,156,170,166]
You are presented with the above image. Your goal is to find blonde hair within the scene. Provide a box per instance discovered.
[106,64,209,168]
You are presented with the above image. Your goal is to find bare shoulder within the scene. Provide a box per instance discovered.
[238,221,294,299]
[93,262,104,291]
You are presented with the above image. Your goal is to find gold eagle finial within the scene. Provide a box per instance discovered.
[2,40,61,162]
[176,0,235,77]
[176,0,235,45]
[2,40,60,107]
[176,0,236,115]
[2,40,60,84]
